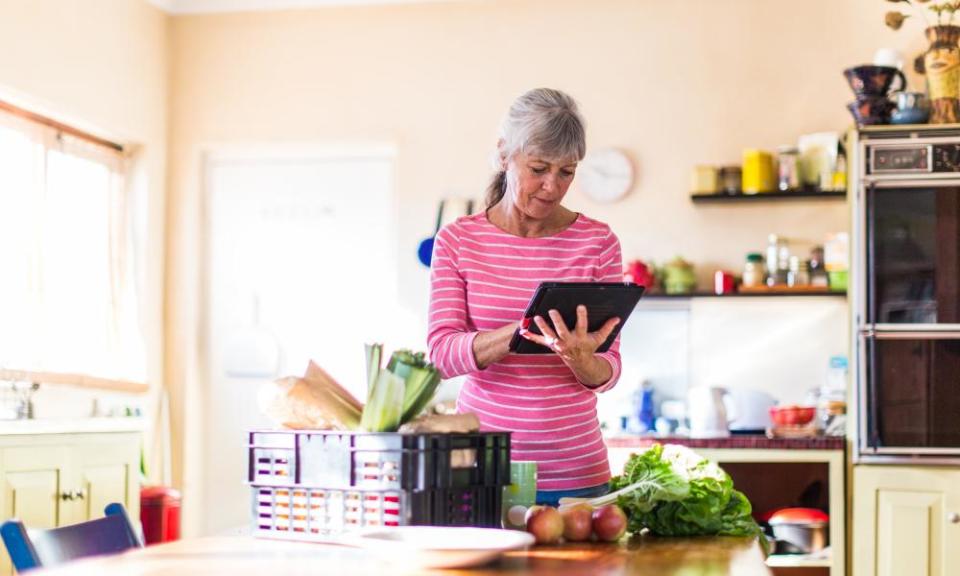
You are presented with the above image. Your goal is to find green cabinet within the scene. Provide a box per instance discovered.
[853,465,960,576]
[0,431,140,574]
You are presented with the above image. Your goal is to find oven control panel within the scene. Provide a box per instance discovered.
[869,143,960,173]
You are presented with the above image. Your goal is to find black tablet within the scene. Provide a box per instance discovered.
[508,282,645,354]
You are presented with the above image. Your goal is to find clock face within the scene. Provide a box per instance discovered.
[576,148,634,203]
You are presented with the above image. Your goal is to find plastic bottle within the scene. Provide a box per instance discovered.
[638,382,656,433]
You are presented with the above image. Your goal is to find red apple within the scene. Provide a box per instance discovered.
[560,503,594,542]
[525,505,564,545]
[591,504,627,542]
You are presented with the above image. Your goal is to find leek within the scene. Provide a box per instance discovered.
[364,343,383,402]
[360,371,405,432]
[401,366,441,423]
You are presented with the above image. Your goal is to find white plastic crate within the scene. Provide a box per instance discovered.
[253,485,404,540]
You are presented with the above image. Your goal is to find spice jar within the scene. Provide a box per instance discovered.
[742,253,765,288]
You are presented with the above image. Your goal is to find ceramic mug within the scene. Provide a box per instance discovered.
[873,48,905,71]
[893,91,929,111]
[847,96,896,125]
[890,91,930,124]
[843,65,907,97]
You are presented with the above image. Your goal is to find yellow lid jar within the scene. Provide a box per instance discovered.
[741,149,775,194]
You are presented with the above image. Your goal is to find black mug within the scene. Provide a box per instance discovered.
[843,65,907,97]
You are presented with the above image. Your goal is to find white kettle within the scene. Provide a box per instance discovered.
[687,386,736,439]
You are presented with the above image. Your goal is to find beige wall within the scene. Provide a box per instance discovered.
[0,0,168,475]
[166,0,926,533]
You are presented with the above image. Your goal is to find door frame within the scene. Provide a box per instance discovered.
[190,142,397,535]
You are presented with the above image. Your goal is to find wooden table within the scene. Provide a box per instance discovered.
[30,534,771,575]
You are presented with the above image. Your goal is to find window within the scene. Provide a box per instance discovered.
[0,105,144,383]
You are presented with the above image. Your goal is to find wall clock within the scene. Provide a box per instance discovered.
[577,148,634,203]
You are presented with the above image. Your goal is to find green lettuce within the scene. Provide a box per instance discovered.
[609,444,764,542]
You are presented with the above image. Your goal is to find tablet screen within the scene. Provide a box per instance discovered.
[508,282,645,354]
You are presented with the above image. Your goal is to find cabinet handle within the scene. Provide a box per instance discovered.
[59,489,85,502]
[950,512,960,524]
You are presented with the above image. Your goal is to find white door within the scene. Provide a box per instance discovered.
[203,148,396,535]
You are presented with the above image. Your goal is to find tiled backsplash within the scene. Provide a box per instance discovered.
[597,297,849,428]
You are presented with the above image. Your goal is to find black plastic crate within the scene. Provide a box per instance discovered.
[251,484,504,540]
[247,430,511,491]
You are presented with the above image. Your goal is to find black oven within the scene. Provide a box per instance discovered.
[855,128,960,462]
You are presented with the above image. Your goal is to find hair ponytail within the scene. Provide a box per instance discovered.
[485,170,507,209]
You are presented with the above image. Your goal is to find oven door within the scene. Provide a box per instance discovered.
[864,180,960,328]
[859,330,960,459]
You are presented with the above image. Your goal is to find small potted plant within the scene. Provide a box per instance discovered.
[886,0,960,123]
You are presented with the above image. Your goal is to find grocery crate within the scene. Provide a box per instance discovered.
[247,430,511,540]
[247,430,510,490]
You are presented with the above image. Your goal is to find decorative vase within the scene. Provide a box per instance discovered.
[924,25,960,124]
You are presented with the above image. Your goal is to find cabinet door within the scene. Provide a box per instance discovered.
[854,466,960,576]
[73,439,139,523]
[0,446,69,575]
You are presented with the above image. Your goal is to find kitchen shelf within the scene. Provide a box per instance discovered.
[643,290,846,299]
[766,554,832,568]
[691,190,846,203]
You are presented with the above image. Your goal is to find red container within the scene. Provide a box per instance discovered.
[140,486,182,545]
[769,405,816,427]
[714,270,737,295]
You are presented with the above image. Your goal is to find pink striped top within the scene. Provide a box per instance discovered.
[427,211,623,491]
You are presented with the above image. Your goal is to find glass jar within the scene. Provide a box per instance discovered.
[777,146,800,192]
[502,461,537,530]
[787,256,810,287]
[719,166,742,195]
[742,252,765,288]
[766,234,789,287]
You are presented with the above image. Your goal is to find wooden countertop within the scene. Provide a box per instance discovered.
[0,417,145,435]
[30,534,771,576]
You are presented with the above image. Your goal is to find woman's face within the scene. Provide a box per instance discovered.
[504,152,578,220]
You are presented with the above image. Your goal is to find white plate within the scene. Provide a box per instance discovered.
[344,526,535,569]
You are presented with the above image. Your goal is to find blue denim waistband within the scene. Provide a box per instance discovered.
[535,483,609,507]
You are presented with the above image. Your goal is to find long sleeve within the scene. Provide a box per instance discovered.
[588,229,624,393]
[426,225,479,379]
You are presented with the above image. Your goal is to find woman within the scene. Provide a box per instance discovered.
[427,88,624,506]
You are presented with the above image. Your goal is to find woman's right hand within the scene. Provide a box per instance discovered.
[472,321,521,369]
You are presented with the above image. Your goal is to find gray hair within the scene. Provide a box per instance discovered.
[486,88,586,208]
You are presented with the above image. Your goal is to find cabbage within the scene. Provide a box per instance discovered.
[609,444,763,541]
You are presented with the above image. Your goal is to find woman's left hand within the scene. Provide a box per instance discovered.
[520,305,620,368]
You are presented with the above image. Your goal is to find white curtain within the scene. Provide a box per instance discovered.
[0,108,145,382]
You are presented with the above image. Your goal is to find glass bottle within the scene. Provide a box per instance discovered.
[766,234,789,287]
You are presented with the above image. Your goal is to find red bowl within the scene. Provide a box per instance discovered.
[769,405,816,427]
